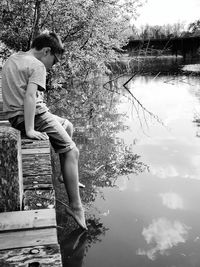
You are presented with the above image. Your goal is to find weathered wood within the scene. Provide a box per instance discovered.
[0,126,23,212]
[0,120,10,126]
[0,111,7,121]
[21,139,51,149]
[0,72,6,118]
[0,228,58,250]
[0,68,3,113]
[22,147,50,154]
[23,175,53,190]
[24,189,55,210]
[21,139,53,189]
[0,244,62,266]
[0,209,56,232]
[22,154,52,175]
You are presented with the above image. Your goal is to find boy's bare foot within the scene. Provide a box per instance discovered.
[65,205,88,230]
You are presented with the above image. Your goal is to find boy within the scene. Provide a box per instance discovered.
[2,31,87,230]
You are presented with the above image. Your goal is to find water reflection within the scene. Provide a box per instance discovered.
[54,83,149,265]
[54,70,200,267]
[61,229,87,267]
[61,218,108,267]
[137,218,190,261]
[159,192,184,210]
[151,164,179,179]
[75,103,149,205]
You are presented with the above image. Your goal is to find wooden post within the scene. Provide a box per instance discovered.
[0,125,23,212]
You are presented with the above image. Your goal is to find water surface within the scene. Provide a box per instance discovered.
[59,74,200,267]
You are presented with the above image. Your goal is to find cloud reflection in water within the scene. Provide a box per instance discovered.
[137,218,190,260]
[159,192,184,210]
[151,165,179,179]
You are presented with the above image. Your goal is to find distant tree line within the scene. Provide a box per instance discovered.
[130,20,200,40]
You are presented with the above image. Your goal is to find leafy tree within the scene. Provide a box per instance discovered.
[188,20,200,36]
[0,0,142,75]
[0,0,143,117]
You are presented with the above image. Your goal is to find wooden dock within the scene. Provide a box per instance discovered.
[0,67,63,265]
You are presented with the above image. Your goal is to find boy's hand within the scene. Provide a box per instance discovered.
[26,129,49,140]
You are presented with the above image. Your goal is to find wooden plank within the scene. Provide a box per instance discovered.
[0,120,10,126]
[0,228,58,250]
[23,175,53,190]
[21,139,51,149]
[0,209,56,232]
[24,189,55,210]
[0,111,7,121]
[0,244,62,266]
[22,153,52,176]
[22,147,50,154]
[21,138,53,189]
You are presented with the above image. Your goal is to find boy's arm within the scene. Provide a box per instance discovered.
[24,83,48,140]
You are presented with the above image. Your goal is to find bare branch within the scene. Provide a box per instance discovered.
[122,76,165,126]
[40,0,58,28]
[63,24,85,42]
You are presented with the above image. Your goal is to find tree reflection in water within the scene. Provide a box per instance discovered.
[61,217,108,267]
[76,130,149,204]
[53,78,149,265]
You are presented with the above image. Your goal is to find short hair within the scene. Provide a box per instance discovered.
[31,31,65,55]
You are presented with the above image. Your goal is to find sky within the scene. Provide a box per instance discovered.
[133,0,200,27]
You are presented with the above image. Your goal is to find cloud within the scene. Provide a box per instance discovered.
[137,218,190,260]
[151,165,179,179]
[116,176,128,192]
[159,192,184,210]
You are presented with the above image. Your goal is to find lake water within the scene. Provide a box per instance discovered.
[58,71,200,266]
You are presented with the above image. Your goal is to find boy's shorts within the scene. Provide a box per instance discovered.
[9,111,76,154]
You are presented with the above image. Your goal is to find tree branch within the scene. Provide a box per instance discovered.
[122,75,165,126]
[63,24,85,42]
[40,0,58,29]
[27,0,42,49]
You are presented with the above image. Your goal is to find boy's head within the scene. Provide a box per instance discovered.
[31,31,65,69]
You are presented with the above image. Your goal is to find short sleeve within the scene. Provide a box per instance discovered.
[29,64,46,90]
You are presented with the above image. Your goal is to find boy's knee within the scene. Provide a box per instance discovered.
[73,146,79,157]
[68,146,79,160]
[66,121,73,137]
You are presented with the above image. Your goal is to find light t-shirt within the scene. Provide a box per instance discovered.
[2,51,48,119]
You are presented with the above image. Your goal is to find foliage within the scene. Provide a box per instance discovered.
[0,0,36,50]
[0,0,143,104]
[74,92,149,204]
[188,20,200,36]
[51,87,149,206]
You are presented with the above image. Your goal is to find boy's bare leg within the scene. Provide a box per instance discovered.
[58,121,85,188]
[59,148,87,230]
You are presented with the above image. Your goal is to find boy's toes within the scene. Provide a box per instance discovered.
[72,208,88,230]
[65,206,87,230]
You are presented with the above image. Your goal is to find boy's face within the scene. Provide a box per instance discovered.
[40,48,59,70]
